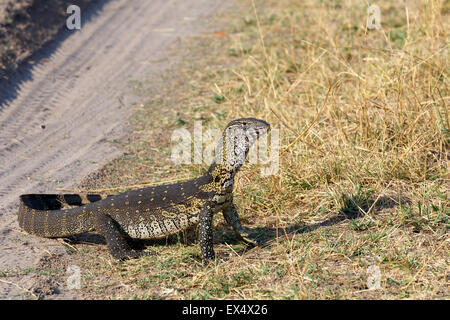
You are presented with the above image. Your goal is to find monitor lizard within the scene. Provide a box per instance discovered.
[18,118,270,263]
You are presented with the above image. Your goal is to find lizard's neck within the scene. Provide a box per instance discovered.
[206,139,246,193]
[205,127,257,193]
[207,161,237,194]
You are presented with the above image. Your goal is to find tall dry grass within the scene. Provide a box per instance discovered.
[210,0,448,221]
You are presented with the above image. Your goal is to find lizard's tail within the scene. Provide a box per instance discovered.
[18,193,105,237]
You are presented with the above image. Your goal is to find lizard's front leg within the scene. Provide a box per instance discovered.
[198,202,216,263]
[222,202,258,246]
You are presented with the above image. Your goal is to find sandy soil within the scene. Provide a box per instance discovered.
[0,0,101,73]
[0,0,230,299]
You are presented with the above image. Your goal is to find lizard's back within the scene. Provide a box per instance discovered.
[18,174,214,239]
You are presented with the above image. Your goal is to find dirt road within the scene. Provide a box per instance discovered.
[0,0,230,299]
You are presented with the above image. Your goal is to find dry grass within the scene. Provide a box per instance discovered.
[39,0,449,299]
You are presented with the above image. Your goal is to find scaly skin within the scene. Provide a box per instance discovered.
[18,118,270,262]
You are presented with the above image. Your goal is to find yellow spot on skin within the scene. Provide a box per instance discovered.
[138,201,142,204]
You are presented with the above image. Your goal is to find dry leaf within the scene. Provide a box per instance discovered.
[214,31,228,37]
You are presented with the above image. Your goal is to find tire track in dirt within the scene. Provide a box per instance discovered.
[0,0,230,298]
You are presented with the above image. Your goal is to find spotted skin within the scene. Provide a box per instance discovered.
[18,118,270,262]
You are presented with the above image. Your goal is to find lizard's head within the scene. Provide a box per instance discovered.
[220,117,270,171]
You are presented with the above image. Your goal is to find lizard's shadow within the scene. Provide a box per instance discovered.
[221,193,407,258]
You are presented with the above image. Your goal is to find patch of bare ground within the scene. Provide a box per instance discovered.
[0,0,100,74]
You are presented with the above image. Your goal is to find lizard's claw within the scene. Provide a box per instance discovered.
[236,228,259,247]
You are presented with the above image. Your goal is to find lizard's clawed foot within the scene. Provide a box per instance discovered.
[117,250,141,261]
[236,228,259,247]
[142,249,157,257]
[115,249,155,261]
[202,256,228,266]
